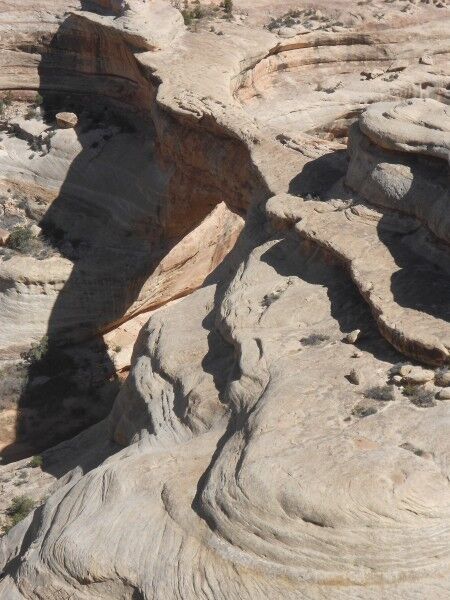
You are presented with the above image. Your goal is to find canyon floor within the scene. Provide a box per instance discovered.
[0,0,449,598]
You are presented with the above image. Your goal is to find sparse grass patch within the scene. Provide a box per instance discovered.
[364,385,395,402]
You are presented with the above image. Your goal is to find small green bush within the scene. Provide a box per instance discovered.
[7,225,35,253]
[4,496,35,532]
[28,455,43,468]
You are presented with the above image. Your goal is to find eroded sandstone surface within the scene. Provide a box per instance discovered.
[0,0,449,598]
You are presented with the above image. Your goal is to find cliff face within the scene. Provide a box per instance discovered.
[0,0,253,458]
[0,1,249,354]
[0,1,450,598]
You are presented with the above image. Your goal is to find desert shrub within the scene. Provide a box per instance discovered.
[402,383,417,397]
[364,385,395,402]
[4,496,35,532]
[182,6,202,23]
[300,333,329,347]
[22,336,49,365]
[6,225,54,259]
[223,0,233,15]
[7,225,35,253]
[267,9,303,31]
[181,0,208,25]
[28,455,43,468]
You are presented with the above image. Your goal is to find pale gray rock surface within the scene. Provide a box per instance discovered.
[0,1,449,599]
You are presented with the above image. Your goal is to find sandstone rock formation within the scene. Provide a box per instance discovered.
[0,0,449,598]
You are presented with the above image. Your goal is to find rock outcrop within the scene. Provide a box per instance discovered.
[0,1,449,599]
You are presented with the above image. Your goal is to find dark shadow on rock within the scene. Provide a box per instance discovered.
[260,235,402,364]
[379,225,450,323]
[0,16,168,465]
[191,213,270,519]
[288,149,348,197]
[200,208,272,399]
[371,157,450,327]
[346,122,450,327]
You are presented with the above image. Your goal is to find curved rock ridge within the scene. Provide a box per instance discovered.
[359,98,450,162]
[0,1,450,599]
